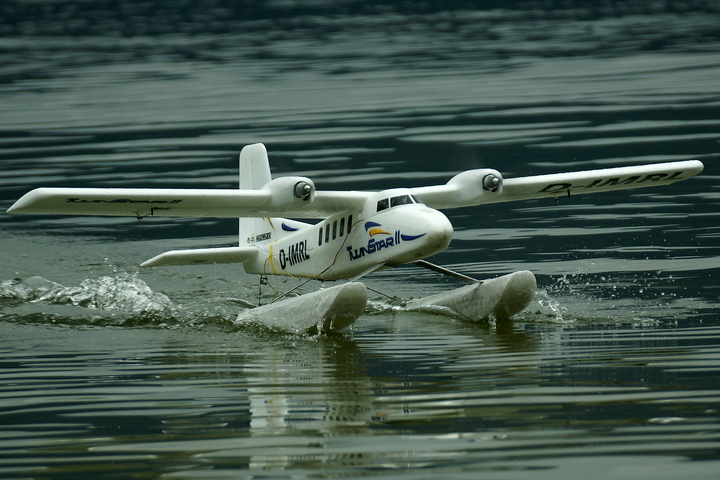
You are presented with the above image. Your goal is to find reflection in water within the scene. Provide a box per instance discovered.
[162,319,543,473]
[245,337,374,470]
[246,338,372,435]
[1,302,719,477]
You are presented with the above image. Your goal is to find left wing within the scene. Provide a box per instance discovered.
[414,160,704,209]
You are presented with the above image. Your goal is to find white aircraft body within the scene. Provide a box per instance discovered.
[8,144,704,333]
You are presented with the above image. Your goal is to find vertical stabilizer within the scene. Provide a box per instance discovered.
[239,143,272,190]
[239,144,272,245]
[238,144,313,246]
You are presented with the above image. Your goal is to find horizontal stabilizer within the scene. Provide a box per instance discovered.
[141,246,258,267]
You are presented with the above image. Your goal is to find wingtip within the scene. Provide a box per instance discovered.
[6,188,52,215]
[679,159,704,179]
[692,159,704,173]
[6,199,27,215]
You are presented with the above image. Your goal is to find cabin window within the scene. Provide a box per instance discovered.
[332,221,337,240]
[377,198,389,212]
[318,227,323,246]
[325,224,330,243]
[339,217,345,237]
[348,215,353,234]
[391,194,414,207]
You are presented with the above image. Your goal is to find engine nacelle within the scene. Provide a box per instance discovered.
[261,176,316,209]
[445,168,504,206]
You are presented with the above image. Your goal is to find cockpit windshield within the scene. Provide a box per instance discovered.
[377,194,423,212]
[391,195,414,207]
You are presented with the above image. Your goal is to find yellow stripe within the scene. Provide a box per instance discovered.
[268,243,277,275]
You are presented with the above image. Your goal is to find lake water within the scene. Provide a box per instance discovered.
[1,2,719,478]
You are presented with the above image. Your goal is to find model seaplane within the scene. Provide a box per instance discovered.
[7,143,703,333]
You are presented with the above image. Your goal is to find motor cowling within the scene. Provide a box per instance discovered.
[261,176,316,209]
[444,168,503,206]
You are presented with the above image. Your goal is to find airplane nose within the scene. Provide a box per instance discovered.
[413,207,453,258]
[428,209,454,250]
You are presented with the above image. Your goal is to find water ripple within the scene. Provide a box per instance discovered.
[1,4,719,479]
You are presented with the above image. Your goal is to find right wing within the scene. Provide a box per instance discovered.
[7,186,369,219]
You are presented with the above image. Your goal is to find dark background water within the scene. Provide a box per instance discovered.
[1,1,719,478]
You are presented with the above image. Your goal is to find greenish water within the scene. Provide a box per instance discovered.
[1,2,719,478]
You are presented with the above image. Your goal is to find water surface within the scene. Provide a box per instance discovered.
[1,2,719,478]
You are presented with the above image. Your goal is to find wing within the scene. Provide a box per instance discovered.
[7,187,369,219]
[8,160,703,218]
[414,160,704,209]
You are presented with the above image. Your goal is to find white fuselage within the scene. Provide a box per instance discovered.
[243,190,454,281]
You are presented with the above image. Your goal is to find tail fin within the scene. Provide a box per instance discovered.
[239,143,272,190]
[238,144,312,246]
[239,144,271,244]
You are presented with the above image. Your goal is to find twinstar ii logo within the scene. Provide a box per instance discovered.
[346,222,426,261]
